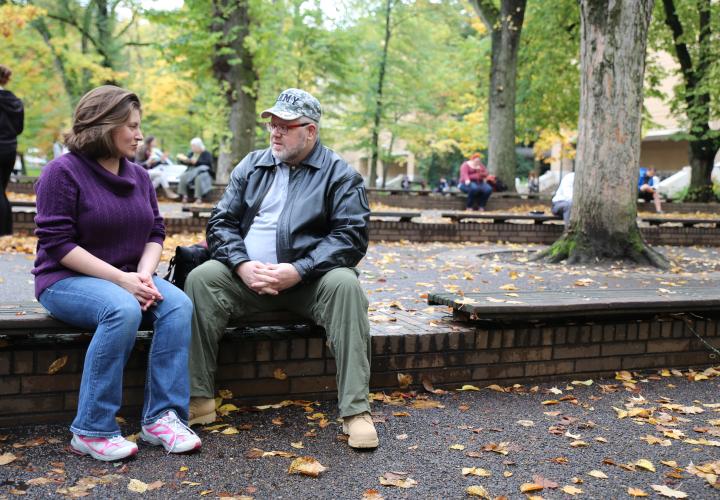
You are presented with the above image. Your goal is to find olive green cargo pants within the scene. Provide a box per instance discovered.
[185,260,371,417]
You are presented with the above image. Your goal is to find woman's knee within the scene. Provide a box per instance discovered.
[102,295,142,330]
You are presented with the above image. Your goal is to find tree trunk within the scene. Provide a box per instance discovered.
[661,0,719,196]
[470,0,526,190]
[212,0,257,184]
[539,0,667,267]
[369,0,393,188]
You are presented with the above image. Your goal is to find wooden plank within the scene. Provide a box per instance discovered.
[641,217,720,228]
[371,211,421,223]
[428,286,720,321]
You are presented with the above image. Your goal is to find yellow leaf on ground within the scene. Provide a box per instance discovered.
[650,485,688,498]
[562,485,583,496]
[485,384,507,392]
[466,485,491,498]
[516,420,535,427]
[542,400,560,405]
[273,368,287,380]
[570,440,589,448]
[628,487,649,497]
[449,444,466,451]
[221,427,239,435]
[458,385,480,391]
[128,478,148,493]
[520,483,543,493]
[635,459,656,472]
[47,355,68,374]
[499,284,518,291]
[571,379,593,386]
[503,471,513,477]
[290,441,303,449]
[0,453,17,466]
[588,470,608,479]
[461,467,491,477]
[202,424,229,432]
[288,457,327,477]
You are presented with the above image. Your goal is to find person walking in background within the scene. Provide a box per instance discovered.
[638,166,663,213]
[0,65,24,236]
[135,135,179,200]
[177,138,213,204]
[459,153,492,211]
[185,88,378,450]
[33,85,200,462]
[551,171,574,227]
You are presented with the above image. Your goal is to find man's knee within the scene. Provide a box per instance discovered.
[186,259,232,294]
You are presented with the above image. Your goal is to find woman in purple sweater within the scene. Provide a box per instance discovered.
[32,86,201,461]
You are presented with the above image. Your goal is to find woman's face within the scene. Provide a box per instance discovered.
[112,109,143,159]
[191,143,202,154]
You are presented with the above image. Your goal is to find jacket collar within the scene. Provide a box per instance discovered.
[255,140,323,170]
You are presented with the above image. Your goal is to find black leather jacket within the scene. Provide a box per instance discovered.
[207,141,370,283]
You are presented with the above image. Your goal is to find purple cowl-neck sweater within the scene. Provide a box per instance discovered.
[32,152,165,299]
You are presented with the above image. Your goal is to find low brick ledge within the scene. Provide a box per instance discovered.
[1,312,718,426]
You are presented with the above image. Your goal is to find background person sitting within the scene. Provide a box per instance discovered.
[638,166,663,213]
[177,137,213,204]
[459,153,492,211]
[135,135,178,200]
[551,171,574,226]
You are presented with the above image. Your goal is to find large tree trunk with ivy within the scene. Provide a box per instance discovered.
[212,0,257,184]
[470,0,526,190]
[539,0,667,267]
[661,0,719,199]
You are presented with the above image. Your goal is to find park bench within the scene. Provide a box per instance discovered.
[428,286,720,322]
[0,303,321,339]
[9,200,36,208]
[442,211,562,224]
[641,216,720,228]
[182,206,422,223]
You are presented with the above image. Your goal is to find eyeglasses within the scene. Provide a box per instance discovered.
[264,122,313,135]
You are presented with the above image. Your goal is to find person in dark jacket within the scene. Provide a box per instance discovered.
[0,65,24,235]
[185,88,378,449]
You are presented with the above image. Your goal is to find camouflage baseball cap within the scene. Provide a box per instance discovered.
[261,88,322,123]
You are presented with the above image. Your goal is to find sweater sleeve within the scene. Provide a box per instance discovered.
[143,170,165,245]
[34,164,79,262]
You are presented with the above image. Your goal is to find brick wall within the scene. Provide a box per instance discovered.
[2,314,717,426]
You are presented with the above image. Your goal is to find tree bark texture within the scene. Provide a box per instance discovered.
[470,0,526,189]
[542,0,666,267]
[212,0,257,184]
[662,0,719,193]
[369,0,393,188]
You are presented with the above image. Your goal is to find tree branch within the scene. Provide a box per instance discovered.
[661,0,695,87]
[467,0,499,32]
[45,12,102,51]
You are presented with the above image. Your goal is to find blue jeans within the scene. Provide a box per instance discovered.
[460,181,493,209]
[39,276,193,437]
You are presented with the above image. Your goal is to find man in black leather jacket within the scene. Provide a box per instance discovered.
[185,89,378,449]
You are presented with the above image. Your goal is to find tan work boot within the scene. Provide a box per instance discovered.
[342,412,378,449]
[188,397,216,426]
[163,186,180,200]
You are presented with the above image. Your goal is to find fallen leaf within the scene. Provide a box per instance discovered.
[290,441,303,449]
[395,434,408,440]
[362,488,385,500]
[458,385,480,391]
[273,368,287,380]
[48,355,68,374]
[421,377,447,395]
[378,471,417,489]
[516,420,534,427]
[218,389,233,399]
[466,485,491,498]
[485,384,507,393]
[288,457,327,478]
[128,478,148,493]
[588,470,608,479]
[146,480,164,491]
[503,470,513,478]
[520,483,543,493]
[650,485,688,498]
[571,379,593,386]
[627,487,648,497]
[635,459,656,472]
[562,485,583,496]
[533,475,558,489]
[221,427,239,435]
[0,453,17,465]
[397,373,413,388]
[462,467,491,477]
[449,444,466,451]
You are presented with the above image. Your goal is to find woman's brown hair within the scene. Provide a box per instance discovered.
[0,65,11,86]
[64,85,142,159]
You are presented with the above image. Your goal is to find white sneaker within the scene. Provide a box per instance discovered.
[141,410,202,453]
[70,434,138,461]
